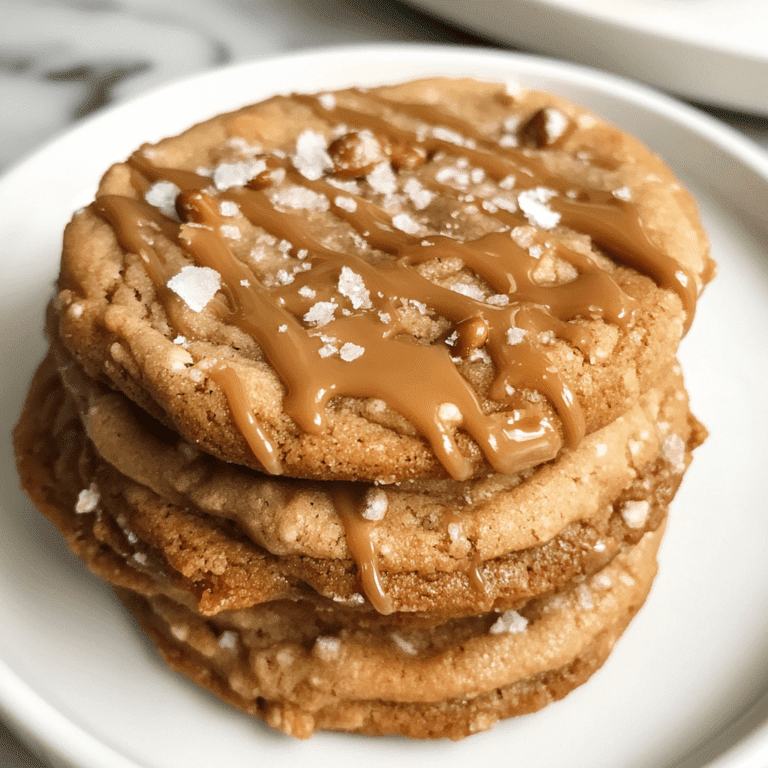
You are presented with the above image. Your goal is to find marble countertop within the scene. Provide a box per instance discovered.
[2,1,767,766]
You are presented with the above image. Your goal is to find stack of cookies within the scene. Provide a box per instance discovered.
[14,77,713,739]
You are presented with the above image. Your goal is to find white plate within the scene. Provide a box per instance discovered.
[406,0,768,115]
[2,43,768,768]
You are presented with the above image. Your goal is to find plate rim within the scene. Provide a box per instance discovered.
[402,0,768,114]
[2,41,768,768]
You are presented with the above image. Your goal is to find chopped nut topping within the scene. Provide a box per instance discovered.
[328,130,388,178]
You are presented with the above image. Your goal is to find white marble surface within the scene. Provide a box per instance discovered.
[1,2,767,766]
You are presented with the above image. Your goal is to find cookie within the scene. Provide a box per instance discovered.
[35,350,699,616]
[52,77,714,482]
[13,75,713,740]
[117,523,664,739]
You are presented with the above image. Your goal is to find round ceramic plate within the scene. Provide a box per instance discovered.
[406,0,768,115]
[1,44,768,768]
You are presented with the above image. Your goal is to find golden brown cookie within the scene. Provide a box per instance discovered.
[117,523,664,740]
[26,349,700,616]
[52,77,714,482]
[13,76,713,742]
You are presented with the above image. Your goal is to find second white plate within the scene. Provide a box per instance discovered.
[407,0,768,115]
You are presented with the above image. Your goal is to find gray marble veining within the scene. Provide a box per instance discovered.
[0,0,487,170]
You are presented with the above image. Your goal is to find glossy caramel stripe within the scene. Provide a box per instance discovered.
[297,91,697,329]
[273,171,588,445]
[228,184,578,442]
[187,189,565,479]
[331,483,394,615]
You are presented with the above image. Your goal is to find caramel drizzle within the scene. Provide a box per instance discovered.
[297,91,698,330]
[331,483,394,615]
[91,88,704,614]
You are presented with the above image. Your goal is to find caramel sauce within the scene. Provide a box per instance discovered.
[89,84,705,613]
[298,90,698,329]
[331,483,394,615]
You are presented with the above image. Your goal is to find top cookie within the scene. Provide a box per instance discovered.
[53,77,713,482]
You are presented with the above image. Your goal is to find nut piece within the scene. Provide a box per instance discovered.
[329,131,389,178]
[454,316,490,357]
[389,142,428,171]
[521,107,572,148]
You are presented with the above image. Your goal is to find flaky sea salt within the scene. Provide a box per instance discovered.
[219,200,240,217]
[622,500,651,529]
[362,488,388,521]
[594,572,612,590]
[145,181,180,219]
[506,326,527,345]
[328,177,360,194]
[391,633,418,656]
[213,159,267,191]
[366,162,397,195]
[272,185,329,211]
[318,93,336,110]
[75,484,99,514]
[613,186,632,201]
[167,266,221,312]
[542,108,569,144]
[339,342,364,362]
[447,522,462,543]
[489,194,517,213]
[450,282,486,301]
[219,224,241,240]
[293,130,333,180]
[334,195,357,212]
[595,443,608,458]
[392,213,422,235]
[518,187,560,229]
[314,636,342,661]
[403,178,435,210]
[489,610,528,635]
[577,584,594,611]
[435,165,470,188]
[303,300,337,327]
[218,631,238,650]
[298,285,316,299]
[662,433,686,473]
[338,266,372,309]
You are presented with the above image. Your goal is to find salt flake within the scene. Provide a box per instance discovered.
[303,300,337,327]
[366,162,397,195]
[75,484,99,514]
[622,500,651,529]
[213,159,267,191]
[518,187,561,229]
[167,266,222,312]
[145,181,180,219]
[293,131,333,180]
[339,342,365,361]
[338,266,372,309]
[489,610,528,634]
[392,213,421,235]
[362,488,388,521]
